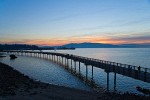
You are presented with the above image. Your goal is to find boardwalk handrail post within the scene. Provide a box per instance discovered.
[138,66,141,72]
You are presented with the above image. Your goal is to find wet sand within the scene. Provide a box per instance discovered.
[0,62,149,100]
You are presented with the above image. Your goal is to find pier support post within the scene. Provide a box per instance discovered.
[62,57,64,65]
[114,73,116,93]
[48,54,50,60]
[53,55,54,62]
[67,59,69,69]
[54,55,55,62]
[92,66,94,80]
[47,54,48,59]
[46,54,48,59]
[52,55,53,61]
[59,56,60,63]
[57,56,58,64]
[107,72,109,91]
[144,68,147,82]
[71,60,73,72]
[86,65,88,81]
[74,61,76,73]
[64,58,66,67]
[52,55,53,62]
[50,55,51,60]
[79,62,81,74]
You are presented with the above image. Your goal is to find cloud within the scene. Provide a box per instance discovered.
[46,7,110,23]
[68,31,150,44]
[119,17,150,27]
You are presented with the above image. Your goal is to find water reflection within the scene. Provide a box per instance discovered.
[0,56,91,91]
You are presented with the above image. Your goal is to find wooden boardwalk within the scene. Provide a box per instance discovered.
[1,50,150,89]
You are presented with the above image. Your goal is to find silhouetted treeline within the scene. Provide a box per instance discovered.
[39,46,75,50]
[57,46,75,50]
[0,44,39,50]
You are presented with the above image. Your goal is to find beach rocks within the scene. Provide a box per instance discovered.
[0,62,39,96]
[10,54,17,59]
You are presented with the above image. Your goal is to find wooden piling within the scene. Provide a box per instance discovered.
[107,72,109,91]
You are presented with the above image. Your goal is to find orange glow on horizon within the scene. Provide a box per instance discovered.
[1,37,150,46]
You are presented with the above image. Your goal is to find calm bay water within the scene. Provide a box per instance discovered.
[0,56,91,91]
[51,48,150,68]
[0,48,150,95]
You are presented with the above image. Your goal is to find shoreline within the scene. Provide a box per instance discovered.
[0,62,149,100]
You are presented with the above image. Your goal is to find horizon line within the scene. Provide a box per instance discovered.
[0,42,150,47]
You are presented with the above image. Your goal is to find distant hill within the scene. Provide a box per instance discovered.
[62,42,119,48]
[1,43,149,50]
[61,42,150,48]
[3,43,148,50]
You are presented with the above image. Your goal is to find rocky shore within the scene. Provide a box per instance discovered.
[0,62,149,100]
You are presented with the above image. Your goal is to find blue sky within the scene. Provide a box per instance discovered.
[0,0,150,46]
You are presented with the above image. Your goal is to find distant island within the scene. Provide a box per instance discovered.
[0,42,150,50]
[0,44,75,50]
[52,42,150,48]
[0,44,39,50]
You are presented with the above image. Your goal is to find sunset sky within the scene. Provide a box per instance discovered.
[0,0,150,46]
